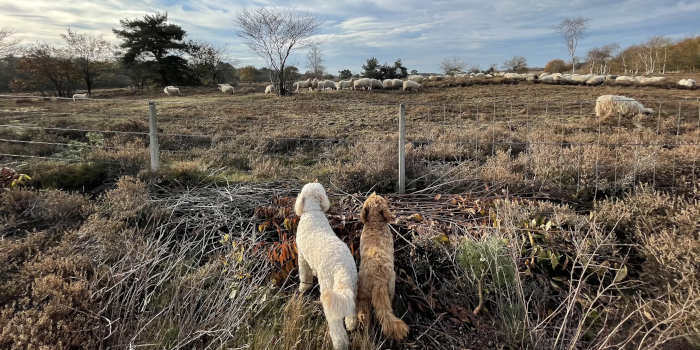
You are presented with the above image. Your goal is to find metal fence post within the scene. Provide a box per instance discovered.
[398,103,406,194]
[148,101,160,172]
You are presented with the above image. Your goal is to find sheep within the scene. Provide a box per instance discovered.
[402,80,422,92]
[72,93,88,102]
[314,80,335,91]
[382,79,396,89]
[615,76,635,85]
[637,76,666,86]
[335,79,354,90]
[294,78,312,92]
[370,79,383,90]
[525,73,538,81]
[474,73,485,78]
[353,78,371,90]
[163,86,181,96]
[585,75,605,86]
[504,73,526,80]
[570,74,592,84]
[217,84,234,94]
[677,79,696,89]
[407,75,424,83]
[595,95,654,118]
[539,74,554,83]
[311,78,319,90]
[265,84,275,94]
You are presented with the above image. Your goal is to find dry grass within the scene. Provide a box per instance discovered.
[0,83,697,349]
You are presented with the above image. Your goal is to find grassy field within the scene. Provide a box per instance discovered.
[1,81,698,349]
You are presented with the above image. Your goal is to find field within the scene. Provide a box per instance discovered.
[1,81,699,349]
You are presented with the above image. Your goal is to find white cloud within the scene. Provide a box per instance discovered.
[1,0,697,72]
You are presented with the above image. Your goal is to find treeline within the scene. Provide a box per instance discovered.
[0,13,238,96]
[546,36,699,74]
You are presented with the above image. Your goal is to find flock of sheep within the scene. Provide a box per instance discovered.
[291,77,423,92]
[154,72,696,99]
[418,71,697,89]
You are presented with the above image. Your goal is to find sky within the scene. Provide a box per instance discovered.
[1,0,698,74]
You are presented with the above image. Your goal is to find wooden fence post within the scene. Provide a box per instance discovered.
[398,103,406,194]
[148,101,160,172]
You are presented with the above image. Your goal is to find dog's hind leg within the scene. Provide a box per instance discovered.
[298,254,313,293]
[321,288,350,350]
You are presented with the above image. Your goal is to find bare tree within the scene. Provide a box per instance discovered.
[502,56,528,73]
[0,27,20,57]
[187,40,236,84]
[586,43,619,74]
[235,8,320,95]
[306,42,324,78]
[440,57,466,75]
[555,17,589,74]
[62,28,113,94]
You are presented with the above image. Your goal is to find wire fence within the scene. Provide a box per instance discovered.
[0,93,698,197]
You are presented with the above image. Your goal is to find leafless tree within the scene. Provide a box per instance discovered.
[62,28,114,94]
[187,40,236,84]
[235,8,320,95]
[440,57,466,75]
[555,17,589,74]
[306,42,324,78]
[0,27,20,57]
[586,43,619,74]
[502,56,528,73]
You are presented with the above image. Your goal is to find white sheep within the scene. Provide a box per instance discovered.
[595,95,654,118]
[353,78,371,90]
[615,76,635,84]
[407,75,424,83]
[163,86,181,96]
[585,75,605,85]
[678,79,696,88]
[326,80,339,90]
[382,79,396,89]
[402,80,422,92]
[369,79,383,90]
[335,79,354,90]
[570,74,592,84]
[217,84,234,94]
[72,93,88,102]
[294,78,312,92]
[265,84,275,94]
[311,78,319,90]
[637,76,666,86]
[539,74,554,83]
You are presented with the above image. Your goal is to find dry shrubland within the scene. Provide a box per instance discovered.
[0,83,698,349]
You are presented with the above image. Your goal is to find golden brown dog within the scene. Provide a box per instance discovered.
[356,193,409,340]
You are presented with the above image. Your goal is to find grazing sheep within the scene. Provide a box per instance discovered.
[382,79,396,89]
[539,74,554,83]
[72,93,88,102]
[315,80,336,91]
[504,73,525,80]
[678,79,696,88]
[265,84,275,95]
[407,75,424,83]
[217,84,234,94]
[370,79,383,90]
[163,86,181,96]
[294,78,312,92]
[474,73,485,78]
[311,78,319,90]
[615,76,635,84]
[585,75,605,85]
[525,73,537,81]
[295,183,358,350]
[570,74,592,84]
[402,80,421,92]
[335,79,354,90]
[637,76,666,86]
[353,78,371,90]
[595,95,654,118]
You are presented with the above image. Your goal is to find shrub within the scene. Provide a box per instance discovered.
[544,59,569,73]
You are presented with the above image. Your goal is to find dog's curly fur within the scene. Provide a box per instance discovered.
[295,182,358,350]
[356,193,409,340]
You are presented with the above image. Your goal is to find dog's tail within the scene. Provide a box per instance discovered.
[371,283,409,340]
[320,271,356,320]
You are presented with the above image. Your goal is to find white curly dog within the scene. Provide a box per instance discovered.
[295,182,358,350]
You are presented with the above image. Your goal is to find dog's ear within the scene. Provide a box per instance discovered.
[319,191,330,212]
[360,205,368,223]
[294,193,305,216]
[381,205,395,223]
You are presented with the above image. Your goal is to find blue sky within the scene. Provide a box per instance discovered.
[1,0,698,74]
